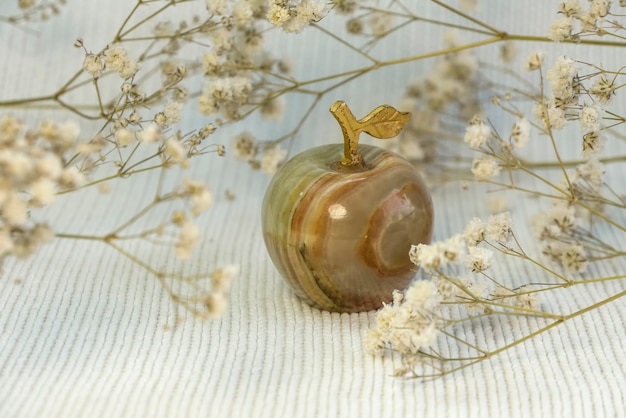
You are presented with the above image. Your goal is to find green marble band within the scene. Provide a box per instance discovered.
[262,144,433,312]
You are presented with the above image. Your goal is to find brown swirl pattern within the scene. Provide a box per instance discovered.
[262,144,433,312]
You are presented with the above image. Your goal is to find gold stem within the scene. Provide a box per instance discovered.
[329,101,363,167]
[328,101,411,168]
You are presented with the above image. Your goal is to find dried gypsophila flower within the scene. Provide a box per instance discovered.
[409,242,443,270]
[464,285,491,314]
[103,44,139,79]
[18,0,36,10]
[409,235,465,271]
[0,115,93,269]
[486,195,510,214]
[333,0,357,14]
[182,178,212,217]
[560,244,589,273]
[83,54,104,77]
[260,96,286,121]
[533,98,566,131]
[524,51,544,71]
[164,138,189,167]
[211,265,238,293]
[575,159,604,188]
[233,1,254,24]
[466,246,493,272]
[368,11,393,37]
[364,281,441,356]
[546,55,578,104]
[202,52,222,75]
[175,220,200,260]
[510,118,530,149]
[559,0,582,17]
[137,125,161,143]
[463,217,485,247]
[485,211,513,243]
[232,131,258,162]
[582,131,604,158]
[471,156,501,180]
[590,75,615,104]
[579,103,601,132]
[491,285,540,310]
[548,16,573,41]
[589,0,610,17]
[267,0,328,33]
[463,118,491,149]
[260,146,287,174]
[532,201,578,241]
[500,41,518,64]
[206,0,228,15]
[116,128,134,146]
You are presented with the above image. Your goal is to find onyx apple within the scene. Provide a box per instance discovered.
[261,101,433,312]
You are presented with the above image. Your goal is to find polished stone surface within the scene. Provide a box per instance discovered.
[262,144,434,312]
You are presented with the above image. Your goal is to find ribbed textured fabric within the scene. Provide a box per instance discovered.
[1,2,625,417]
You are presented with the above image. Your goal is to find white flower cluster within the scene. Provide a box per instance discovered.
[464,113,532,182]
[463,117,491,149]
[83,44,139,79]
[409,235,464,271]
[174,217,201,261]
[471,156,500,180]
[484,211,514,243]
[183,178,213,217]
[532,158,605,275]
[202,265,239,318]
[389,32,481,163]
[266,0,328,33]
[164,136,189,168]
[199,76,253,118]
[546,56,578,104]
[363,282,441,357]
[169,179,212,260]
[367,11,393,37]
[136,124,162,144]
[532,98,566,131]
[530,55,578,131]
[0,115,89,269]
[530,53,606,158]
[410,212,512,275]
[229,132,286,174]
[154,101,182,128]
[18,0,36,9]
[549,0,611,41]
[510,118,530,149]
[532,199,589,274]
[198,1,294,125]
[260,146,288,174]
[331,2,398,36]
[492,285,540,311]
[524,50,544,72]
[419,214,539,313]
[589,75,614,104]
[407,32,480,117]
[259,95,286,121]
[231,131,258,162]
[366,212,539,365]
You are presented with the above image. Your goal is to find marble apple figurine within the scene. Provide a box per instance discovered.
[262,101,434,312]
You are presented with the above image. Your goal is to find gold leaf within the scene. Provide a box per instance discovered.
[357,105,411,139]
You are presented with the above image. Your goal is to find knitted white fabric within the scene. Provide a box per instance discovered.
[1,2,624,417]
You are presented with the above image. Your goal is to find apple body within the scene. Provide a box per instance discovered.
[262,143,433,312]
